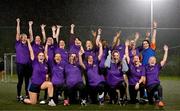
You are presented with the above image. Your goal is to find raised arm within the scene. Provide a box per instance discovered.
[98,41,103,60]
[44,43,49,61]
[96,28,102,46]
[55,25,63,42]
[16,18,20,41]
[145,31,150,40]
[70,24,75,34]
[92,30,97,47]
[40,24,46,43]
[151,21,157,49]
[52,25,56,39]
[78,50,86,69]
[69,24,76,46]
[134,32,140,43]
[160,45,168,67]
[104,50,111,68]
[27,39,34,61]
[125,40,130,64]
[79,41,85,54]
[28,21,34,42]
[112,31,121,49]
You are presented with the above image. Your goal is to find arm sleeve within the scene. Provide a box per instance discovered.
[122,58,129,73]
[150,42,156,50]
[104,52,111,68]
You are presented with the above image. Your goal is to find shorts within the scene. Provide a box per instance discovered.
[28,83,41,93]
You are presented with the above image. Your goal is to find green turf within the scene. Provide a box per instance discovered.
[0,77,180,110]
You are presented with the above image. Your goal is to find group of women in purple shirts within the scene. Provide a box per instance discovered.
[15,18,168,107]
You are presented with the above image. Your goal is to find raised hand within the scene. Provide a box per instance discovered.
[125,40,130,46]
[164,45,168,51]
[116,31,121,37]
[71,24,75,28]
[29,21,33,26]
[146,32,150,37]
[135,32,140,40]
[91,30,97,37]
[16,18,20,23]
[56,25,63,29]
[40,24,46,29]
[98,28,102,35]
[153,21,157,28]
[52,25,56,31]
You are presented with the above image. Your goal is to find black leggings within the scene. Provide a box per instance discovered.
[53,84,67,104]
[129,83,145,103]
[16,63,31,96]
[147,83,163,104]
[88,82,106,104]
[108,81,126,102]
[66,82,86,104]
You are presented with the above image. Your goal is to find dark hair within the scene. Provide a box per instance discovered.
[142,40,150,47]
[74,37,81,42]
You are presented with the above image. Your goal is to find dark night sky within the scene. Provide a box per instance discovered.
[0,0,180,56]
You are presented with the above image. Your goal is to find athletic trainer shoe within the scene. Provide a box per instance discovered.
[81,99,87,106]
[63,99,70,106]
[39,100,46,105]
[48,99,56,106]
[98,92,104,105]
[17,96,24,102]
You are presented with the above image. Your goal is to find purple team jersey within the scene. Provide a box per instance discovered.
[65,63,83,87]
[15,40,30,64]
[51,61,66,85]
[128,63,145,85]
[32,43,44,59]
[31,60,48,85]
[107,62,124,87]
[69,44,80,55]
[145,64,161,87]
[85,63,105,86]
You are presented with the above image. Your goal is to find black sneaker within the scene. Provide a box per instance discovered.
[17,96,24,102]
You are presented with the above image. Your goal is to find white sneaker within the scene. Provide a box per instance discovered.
[81,99,87,106]
[39,100,46,105]
[48,99,56,106]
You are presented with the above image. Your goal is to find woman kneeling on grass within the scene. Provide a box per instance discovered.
[23,39,56,106]
[145,45,168,107]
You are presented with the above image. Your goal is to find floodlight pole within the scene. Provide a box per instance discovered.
[151,0,153,33]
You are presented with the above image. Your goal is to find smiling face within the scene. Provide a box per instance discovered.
[20,34,27,44]
[86,40,93,50]
[143,40,150,49]
[112,51,120,63]
[130,40,136,49]
[75,38,81,46]
[54,53,62,64]
[69,53,77,64]
[148,56,157,66]
[35,36,41,45]
[38,52,45,63]
[59,40,65,49]
[133,55,140,65]
[47,37,53,45]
